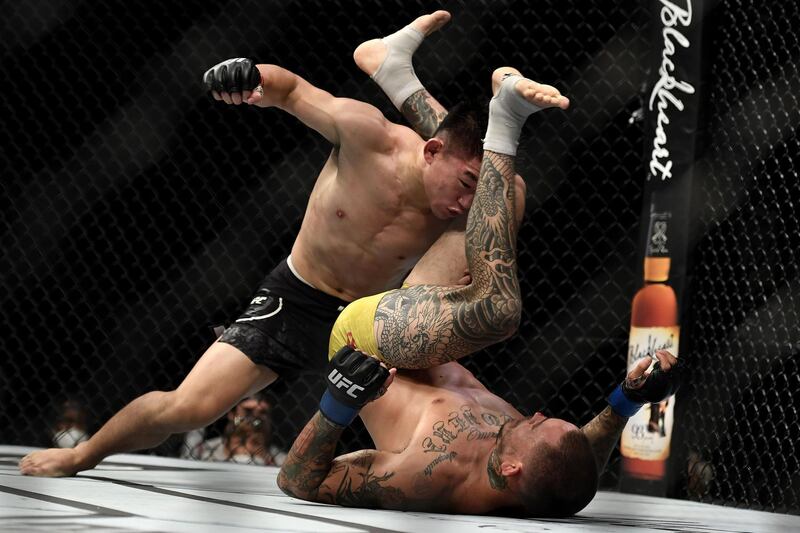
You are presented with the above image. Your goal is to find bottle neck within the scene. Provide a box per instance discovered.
[643,257,671,282]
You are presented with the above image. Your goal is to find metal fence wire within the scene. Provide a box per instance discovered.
[0,0,797,514]
[680,0,800,514]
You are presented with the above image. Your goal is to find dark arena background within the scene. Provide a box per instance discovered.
[2,0,798,517]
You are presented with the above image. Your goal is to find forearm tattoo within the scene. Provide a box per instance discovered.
[280,415,412,509]
[374,152,521,368]
[581,406,629,473]
[325,453,408,509]
[278,412,343,500]
[400,90,448,139]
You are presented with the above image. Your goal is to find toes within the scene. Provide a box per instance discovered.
[430,10,451,30]
[415,10,452,35]
[521,84,568,110]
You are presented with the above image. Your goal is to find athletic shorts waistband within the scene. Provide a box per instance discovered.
[263,257,350,314]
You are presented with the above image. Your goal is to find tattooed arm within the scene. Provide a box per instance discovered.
[581,352,681,473]
[374,152,522,368]
[580,406,628,473]
[277,412,423,510]
[582,349,682,473]
[372,71,567,369]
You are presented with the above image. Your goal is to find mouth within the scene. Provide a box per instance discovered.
[447,207,463,217]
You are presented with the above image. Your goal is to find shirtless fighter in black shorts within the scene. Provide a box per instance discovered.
[20,11,510,477]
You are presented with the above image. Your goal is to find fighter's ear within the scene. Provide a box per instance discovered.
[423,138,444,163]
[501,460,522,477]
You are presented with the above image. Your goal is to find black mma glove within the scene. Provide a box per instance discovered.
[202,58,262,94]
[319,346,390,427]
[608,357,685,417]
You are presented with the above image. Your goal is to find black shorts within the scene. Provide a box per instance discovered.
[219,258,349,378]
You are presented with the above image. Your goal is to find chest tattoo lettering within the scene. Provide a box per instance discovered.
[420,405,514,454]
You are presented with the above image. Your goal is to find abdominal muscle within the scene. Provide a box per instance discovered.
[291,234,413,301]
[290,151,448,301]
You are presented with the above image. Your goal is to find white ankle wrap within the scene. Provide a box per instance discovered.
[371,25,426,110]
[483,75,543,156]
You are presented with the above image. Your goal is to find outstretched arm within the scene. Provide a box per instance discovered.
[204,59,392,151]
[582,349,682,473]
[580,406,628,474]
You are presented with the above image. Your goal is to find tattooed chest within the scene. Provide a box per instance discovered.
[417,405,514,473]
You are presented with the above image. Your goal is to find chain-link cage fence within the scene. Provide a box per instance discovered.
[678,0,800,513]
[1,0,797,515]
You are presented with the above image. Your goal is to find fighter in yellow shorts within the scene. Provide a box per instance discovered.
[329,65,554,368]
[329,290,388,361]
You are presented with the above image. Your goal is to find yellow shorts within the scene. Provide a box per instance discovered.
[328,290,390,363]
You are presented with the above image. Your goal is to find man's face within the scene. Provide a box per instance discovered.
[496,412,577,458]
[229,397,272,437]
[424,150,481,220]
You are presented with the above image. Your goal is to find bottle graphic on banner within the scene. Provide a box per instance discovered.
[622,207,680,481]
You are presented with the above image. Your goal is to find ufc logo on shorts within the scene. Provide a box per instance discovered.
[327,369,365,399]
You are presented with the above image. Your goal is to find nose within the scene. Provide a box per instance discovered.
[458,193,474,210]
[531,412,548,425]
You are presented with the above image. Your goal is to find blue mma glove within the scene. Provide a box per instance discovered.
[203,58,261,94]
[319,346,390,426]
[608,357,685,417]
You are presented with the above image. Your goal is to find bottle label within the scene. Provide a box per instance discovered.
[621,326,680,461]
[646,209,672,258]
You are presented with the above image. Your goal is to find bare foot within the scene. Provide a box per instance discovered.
[19,448,84,477]
[353,10,451,76]
[491,67,570,110]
